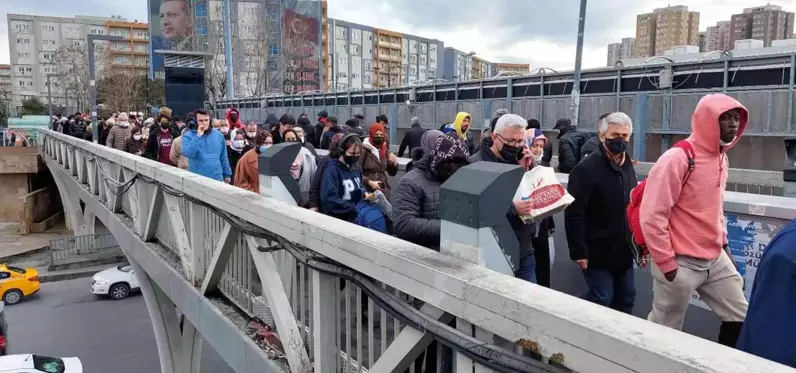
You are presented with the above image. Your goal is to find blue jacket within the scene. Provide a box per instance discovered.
[181,128,232,181]
[737,218,796,367]
[320,159,364,222]
[356,201,388,233]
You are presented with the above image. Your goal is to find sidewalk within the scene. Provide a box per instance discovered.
[0,221,73,261]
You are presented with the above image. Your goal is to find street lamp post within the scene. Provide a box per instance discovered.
[569,0,588,126]
[87,34,125,143]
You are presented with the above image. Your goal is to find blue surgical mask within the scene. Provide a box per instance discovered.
[259,145,271,153]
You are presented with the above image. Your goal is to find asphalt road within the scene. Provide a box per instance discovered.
[3,277,234,373]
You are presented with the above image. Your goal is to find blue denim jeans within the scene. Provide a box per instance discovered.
[515,255,538,284]
[582,267,635,314]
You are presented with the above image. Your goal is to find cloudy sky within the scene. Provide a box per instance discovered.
[1,0,793,70]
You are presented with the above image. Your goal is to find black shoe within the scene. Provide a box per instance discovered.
[718,321,743,348]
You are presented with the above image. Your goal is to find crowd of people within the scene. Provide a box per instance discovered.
[52,94,796,368]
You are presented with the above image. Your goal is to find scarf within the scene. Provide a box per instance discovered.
[420,130,445,155]
[368,123,388,160]
[430,134,470,171]
[290,151,303,180]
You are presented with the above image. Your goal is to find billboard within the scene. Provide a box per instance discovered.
[148,0,199,78]
[282,0,322,93]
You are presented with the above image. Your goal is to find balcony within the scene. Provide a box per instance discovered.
[377,39,390,48]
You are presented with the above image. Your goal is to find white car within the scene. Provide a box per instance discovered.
[0,354,82,372]
[89,264,140,300]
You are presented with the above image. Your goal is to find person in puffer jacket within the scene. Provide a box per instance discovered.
[394,133,469,251]
[320,134,375,222]
[106,113,133,151]
[181,109,233,182]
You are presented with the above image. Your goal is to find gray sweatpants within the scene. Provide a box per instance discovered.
[648,251,748,330]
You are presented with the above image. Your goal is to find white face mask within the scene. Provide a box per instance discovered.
[133,134,142,141]
[719,136,736,146]
[532,153,543,162]
[219,127,229,134]
[232,140,245,148]
[246,131,257,138]
[119,121,129,127]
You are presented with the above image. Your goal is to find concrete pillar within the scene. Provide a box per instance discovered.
[784,138,796,197]
[439,161,524,373]
[257,142,302,205]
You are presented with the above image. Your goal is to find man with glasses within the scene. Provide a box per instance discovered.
[469,113,538,283]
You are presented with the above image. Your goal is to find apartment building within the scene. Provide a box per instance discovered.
[328,19,443,91]
[321,0,330,91]
[635,6,699,57]
[442,48,494,81]
[105,20,150,75]
[606,37,635,66]
[494,63,530,75]
[730,4,794,47]
[706,20,732,51]
[7,13,133,111]
[0,65,11,106]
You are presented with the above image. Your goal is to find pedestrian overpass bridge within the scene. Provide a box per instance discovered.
[39,129,795,373]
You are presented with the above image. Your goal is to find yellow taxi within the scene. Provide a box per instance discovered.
[0,264,40,305]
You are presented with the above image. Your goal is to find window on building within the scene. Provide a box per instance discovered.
[195,3,208,17]
[269,45,279,56]
[197,24,208,35]
[41,25,55,32]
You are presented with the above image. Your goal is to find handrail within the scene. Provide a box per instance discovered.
[40,129,795,373]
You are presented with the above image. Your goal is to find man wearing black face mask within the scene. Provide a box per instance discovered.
[565,112,638,314]
[394,134,469,251]
[145,111,180,165]
[469,113,538,283]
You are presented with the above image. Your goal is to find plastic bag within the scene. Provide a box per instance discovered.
[512,166,574,223]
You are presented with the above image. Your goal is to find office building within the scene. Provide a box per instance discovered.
[105,20,150,75]
[606,37,635,66]
[635,5,700,57]
[494,63,530,75]
[328,19,443,90]
[7,13,137,112]
[442,48,494,81]
[730,4,794,47]
[706,20,732,51]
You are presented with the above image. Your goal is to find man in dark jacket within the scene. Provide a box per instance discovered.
[319,117,346,150]
[564,112,637,314]
[346,117,365,138]
[469,113,537,283]
[69,114,86,138]
[555,118,591,174]
[526,118,553,167]
[394,134,469,250]
[398,117,426,157]
[476,108,510,153]
[314,111,329,148]
[579,113,610,161]
[271,114,296,144]
[145,114,181,165]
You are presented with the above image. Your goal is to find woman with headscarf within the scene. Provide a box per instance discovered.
[406,130,444,173]
[234,132,273,193]
[284,129,318,207]
[526,128,556,288]
[227,130,253,181]
[394,134,470,250]
[359,123,399,200]
[125,126,147,156]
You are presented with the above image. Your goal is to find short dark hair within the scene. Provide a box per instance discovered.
[554,118,571,129]
[527,119,541,130]
[354,114,364,120]
[173,115,182,123]
[297,116,311,127]
[376,114,388,123]
[194,109,211,118]
[345,119,358,128]
[279,114,296,125]
[329,116,338,125]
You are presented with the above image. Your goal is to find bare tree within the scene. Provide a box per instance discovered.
[52,42,108,112]
[97,72,147,112]
[206,20,240,105]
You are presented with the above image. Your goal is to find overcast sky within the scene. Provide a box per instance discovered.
[1,0,793,70]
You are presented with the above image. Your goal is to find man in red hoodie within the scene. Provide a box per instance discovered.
[640,93,748,347]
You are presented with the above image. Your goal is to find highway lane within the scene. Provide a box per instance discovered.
[3,277,234,373]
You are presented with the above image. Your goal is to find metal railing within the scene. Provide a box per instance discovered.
[49,232,120,264]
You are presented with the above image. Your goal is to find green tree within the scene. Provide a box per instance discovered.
[0,103,9,128]
[20,97,47,116]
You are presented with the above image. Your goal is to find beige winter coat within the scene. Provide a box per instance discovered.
[169,135,189,170]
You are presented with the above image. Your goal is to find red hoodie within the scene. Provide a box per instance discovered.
[226,108,244,129]
[640,94,748,273]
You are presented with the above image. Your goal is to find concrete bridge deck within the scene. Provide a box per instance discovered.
[38,128,794,373]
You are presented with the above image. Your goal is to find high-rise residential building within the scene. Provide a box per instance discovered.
[606,37,635,66]
[442,48,494,81]
[635,6,699,57]
[105,20,150,76]
[321,0,330,91]
[494,63,530,75]
[0,64,11,113]
[7,13,134,112]
[328,19,443,91]
[730,4,795,47]
[706,20,732,51]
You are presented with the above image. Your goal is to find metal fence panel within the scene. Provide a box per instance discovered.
[50,233,120,263]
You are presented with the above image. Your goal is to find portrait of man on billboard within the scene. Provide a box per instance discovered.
[158,0,194,50]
